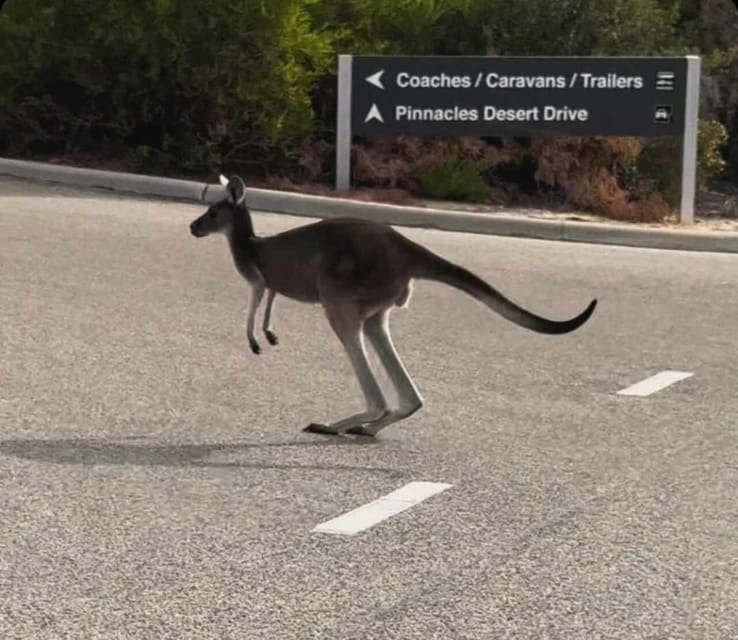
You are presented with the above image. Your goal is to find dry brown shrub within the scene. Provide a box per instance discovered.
[352,136,517,189]
[532,136,670,222]
[296,133,673,222]
[295,137,334,181]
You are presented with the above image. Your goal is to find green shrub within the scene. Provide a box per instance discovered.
[455,0,680,56]
[308,0,475,56]
[0,0,333,170]
[311,0,683,58]
[0,0,735,192]
[698,119,730,183]
[414,156,489,202]
[636,119,729,206]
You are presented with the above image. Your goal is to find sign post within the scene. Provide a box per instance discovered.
[335,55,701,224]
[335,55,353,192]
[679,56,701,225]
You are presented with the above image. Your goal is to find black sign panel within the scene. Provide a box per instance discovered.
[350,56,687,137]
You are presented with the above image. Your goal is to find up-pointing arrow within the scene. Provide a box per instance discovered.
[366,70,385,90]
[364,104,384,124]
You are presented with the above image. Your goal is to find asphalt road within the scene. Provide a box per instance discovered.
[1,177,737,639]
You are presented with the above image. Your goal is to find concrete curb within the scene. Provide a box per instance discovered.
[0,158,211,202]
[1,157,737,254]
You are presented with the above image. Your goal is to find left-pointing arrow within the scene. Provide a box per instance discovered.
[364,104,384,123]
[366,70,385,90]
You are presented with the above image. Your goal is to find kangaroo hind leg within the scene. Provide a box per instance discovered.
[346,309,423,437]
[303,302,389,435]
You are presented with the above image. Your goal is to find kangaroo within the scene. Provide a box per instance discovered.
[190,175,597,437]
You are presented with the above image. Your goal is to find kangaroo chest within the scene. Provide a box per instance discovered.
[235,259,263,285]
[228,236,264,286]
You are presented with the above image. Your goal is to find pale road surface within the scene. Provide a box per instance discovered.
[1,176,737,639]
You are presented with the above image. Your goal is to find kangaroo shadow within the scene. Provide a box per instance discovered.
[0,436,401,476]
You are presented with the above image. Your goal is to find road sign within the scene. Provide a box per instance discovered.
[350,56,688,137]
[335,55,701,223]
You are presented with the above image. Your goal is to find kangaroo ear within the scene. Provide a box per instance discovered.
[227,176,246,205]
[219,174,229,186]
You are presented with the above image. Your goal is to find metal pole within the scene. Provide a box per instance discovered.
[679,55,701,224]
[335,54,353,191]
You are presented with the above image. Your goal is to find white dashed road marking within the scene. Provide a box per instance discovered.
[617,370,694,397]
[313,481,452,536]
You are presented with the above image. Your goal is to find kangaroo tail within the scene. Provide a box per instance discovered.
[408,244,597,335]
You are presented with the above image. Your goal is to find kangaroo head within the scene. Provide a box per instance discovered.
[190,175,247,237]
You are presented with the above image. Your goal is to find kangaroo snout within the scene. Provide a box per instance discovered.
[190,220,204,237]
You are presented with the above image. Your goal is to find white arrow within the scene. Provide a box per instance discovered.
[364,104,384,124]
[366,70,385,90]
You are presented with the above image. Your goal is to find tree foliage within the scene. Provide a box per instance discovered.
[0,0,333,170]
[0,0,736,213]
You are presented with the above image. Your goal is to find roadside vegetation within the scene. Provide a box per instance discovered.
[1,0,737,220]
